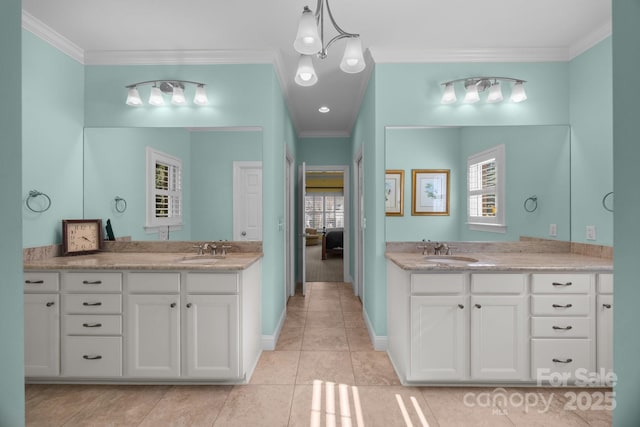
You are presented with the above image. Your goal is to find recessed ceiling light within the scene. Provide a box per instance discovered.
[318,106,330,113]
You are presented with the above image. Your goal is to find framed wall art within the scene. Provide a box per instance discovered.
[411,169,450,215]
[385,170,404,216]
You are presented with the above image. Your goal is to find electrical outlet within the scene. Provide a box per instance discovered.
[158,229,169,240]
[549,224,557,237]
[586,225,596,241]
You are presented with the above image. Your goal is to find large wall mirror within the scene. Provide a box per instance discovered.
[385,125,571,242]
[83,127,263,241]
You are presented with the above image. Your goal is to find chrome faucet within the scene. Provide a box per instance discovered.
[194,242,217,255]
[417,239,430,255]
[218,240,232,256]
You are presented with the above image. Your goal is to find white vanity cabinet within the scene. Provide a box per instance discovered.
[126,272,181,378]
[470,274,528,381]
[530,273,596,381]
[61,272,123,378]
[24,272,60,377]
[596,274,613,376]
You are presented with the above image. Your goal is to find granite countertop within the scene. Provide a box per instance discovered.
[385,251,613,272]
[24,252,263,271]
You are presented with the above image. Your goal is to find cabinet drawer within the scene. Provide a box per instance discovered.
[65,294,122,314]
[64,315,122,335]
[531,295,591,316]
[129,272,180,293]
[531,317,591,338]
[63,336,122,377]
[471,274,525,294]
[531,274,592,294]
[24,272,59,292]
[410,274,465,294]
[63,272,122,292]
[597,274,613,294]
[186,273,238,294]
[531,339,593,380]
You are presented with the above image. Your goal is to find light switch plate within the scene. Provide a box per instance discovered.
[586,225,596,240]
[549,224,557,237]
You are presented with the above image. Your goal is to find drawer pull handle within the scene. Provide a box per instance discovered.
[82,302,102,306]
[82,323,102,328]
[46,301,55,307]
[603,303,612,309]
[552,303,573,308]
[552,325,573,330]
[170,303,177,308]
[186,303,193,308]
[552,282,573,287]
[474,304,482,309]
[82,355,102,360]
[25,280,44,284]
[82,280,102,285]
[552,358,573,364]
[457,304,464,309]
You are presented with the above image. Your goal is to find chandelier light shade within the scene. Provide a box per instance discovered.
[125,80,208,107]
[440,77,527,104]
[293,0,365,86]
[295,55,319,87]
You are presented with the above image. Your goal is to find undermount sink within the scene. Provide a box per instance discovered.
[178,255,226,264]
[422,255,479,264]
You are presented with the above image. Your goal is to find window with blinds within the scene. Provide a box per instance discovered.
[304,193,344,229]
[467,144,505,232]
[146,147,183,229]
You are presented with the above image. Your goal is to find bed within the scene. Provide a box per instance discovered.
[322,228,344,260]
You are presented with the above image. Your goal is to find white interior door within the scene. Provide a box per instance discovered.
[233,161,262,241]
[298,162,307,295]
[285,148,295,299]
[355,149,365,299]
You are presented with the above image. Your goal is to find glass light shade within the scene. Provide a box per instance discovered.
[463,84,480,103]
[171,86,187,105]
[126,87,143,106]
[510,81,527,102]
[440,83,457,104]
[294,55,318,86]
[339,37,365,73]
[293,8,321,55]
[193,85,209,105]
[148,86,165,106]
[487,82,504,103]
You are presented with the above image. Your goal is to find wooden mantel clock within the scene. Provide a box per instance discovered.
[62,219,103,256]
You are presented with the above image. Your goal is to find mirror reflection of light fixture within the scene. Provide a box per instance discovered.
[125,80,208,107]
[293,0,365,86]
[440,77,527,104]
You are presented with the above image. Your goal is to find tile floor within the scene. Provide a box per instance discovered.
[25,282,612,426]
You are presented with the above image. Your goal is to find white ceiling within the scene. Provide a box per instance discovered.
[21,0,611,138]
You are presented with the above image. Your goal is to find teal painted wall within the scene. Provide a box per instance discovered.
[0,1,24,425]
[570,39,613,245]
[612,1,640,424]
[385,127,462,241]
[83,127,192,241]
[191,130,262,240]
[298,137,351,166]
[22,31,85,247]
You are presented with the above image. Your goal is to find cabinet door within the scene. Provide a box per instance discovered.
[185,294,239,379]
[471,295,527,381]
[24,294,60,377]
[410,295,467,381]
[596,294,613,375]
[126,294,180,377]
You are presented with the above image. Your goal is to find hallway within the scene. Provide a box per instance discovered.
[24,282,611,426]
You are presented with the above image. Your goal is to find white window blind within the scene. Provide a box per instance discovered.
[146,147,183,229]
[467,144,505,232]
[304,193,344,229]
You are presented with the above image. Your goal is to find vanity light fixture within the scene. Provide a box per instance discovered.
[440,77,527,104]
[293,0,365,87]
[125,80,209,107]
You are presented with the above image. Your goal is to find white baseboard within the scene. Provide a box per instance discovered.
[261,308,286,350]
[363,308,388,351]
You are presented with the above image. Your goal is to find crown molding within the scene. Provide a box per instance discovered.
[568,20,612,59]
[22,10,84,63]
[186,126,263,132]
[84,49,278,65]
[370,47,571,63]
[298,129,351,138]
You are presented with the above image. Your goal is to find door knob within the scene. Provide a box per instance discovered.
[241,231,247,236]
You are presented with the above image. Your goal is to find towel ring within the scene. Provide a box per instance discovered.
[26,190,51,213]
[524,196,538,213]
[602,191,613,212]
[114,196,127,213]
